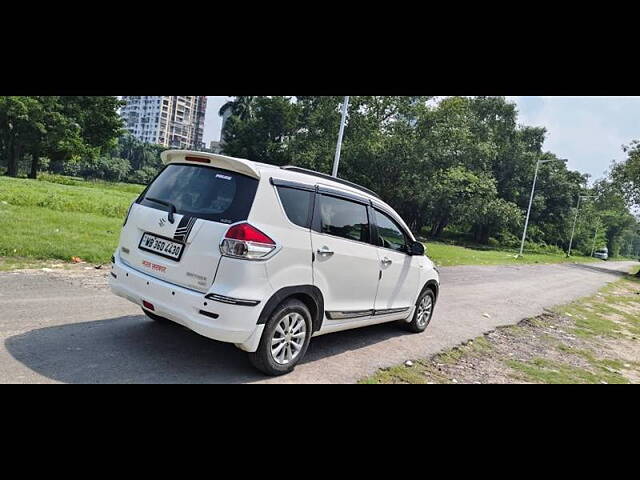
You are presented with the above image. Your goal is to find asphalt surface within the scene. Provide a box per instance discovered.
[0,260,637,384]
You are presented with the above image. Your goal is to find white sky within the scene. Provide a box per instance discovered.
[203,96,640,181]
[506,96,640,180]
[204,96,232,144]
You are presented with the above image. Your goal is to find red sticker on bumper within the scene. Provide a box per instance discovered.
[142,260,167,273]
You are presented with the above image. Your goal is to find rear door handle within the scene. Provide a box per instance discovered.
[317,246,334,257]
[381,257,392,266]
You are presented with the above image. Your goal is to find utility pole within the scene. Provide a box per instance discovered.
[591,225,599,258]
[518,157,568,257]
[332,96,350,178]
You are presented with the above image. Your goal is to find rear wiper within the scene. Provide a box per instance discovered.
[146,197,176,224]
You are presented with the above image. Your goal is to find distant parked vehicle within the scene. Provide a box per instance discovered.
[593,247,609,261]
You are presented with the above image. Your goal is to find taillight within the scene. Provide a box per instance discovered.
[220,223,277,260]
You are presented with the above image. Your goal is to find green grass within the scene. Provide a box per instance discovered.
[0,175,142,218]
[556,275,640,339]
[425,241,599,267]
[0,176,142,265]
[0,204,125,264]
[37,172,145,194]
[360,361,440,384]
[506,358,628,384]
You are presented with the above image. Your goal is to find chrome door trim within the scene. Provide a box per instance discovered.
[373,307,411,316]
[325,310,375,320]
[325,307,411,320]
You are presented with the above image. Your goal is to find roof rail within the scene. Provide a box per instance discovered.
[280,166,381,199]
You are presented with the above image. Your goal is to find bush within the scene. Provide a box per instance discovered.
[37,172,84,186]
[60,156,83,177]
[487,237,500,248]
[130,166,160,185]
[497,231,521,248]
[523,241,564,256]
[79,156,131,183]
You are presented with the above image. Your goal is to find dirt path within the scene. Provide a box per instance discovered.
[0,260,637,383]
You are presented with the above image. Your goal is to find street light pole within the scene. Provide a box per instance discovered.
[332,96,350,178]
[518,161,541,258]
[591,225,599,258]
[518,158,567,258]
[567,195,595,257]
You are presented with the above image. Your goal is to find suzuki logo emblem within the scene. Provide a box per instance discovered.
[159,218,166,228]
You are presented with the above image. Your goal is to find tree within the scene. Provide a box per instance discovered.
[591,179,638,257]
[470,198,523,244]
[0,96,43,177]
[289,96,433,229]
[48,96,124,174]
[30,96,86,179]
[206,95,640,254]
[612,140,640,206]
[0,96,123,178]
[423,166,498,238]
[222,96,300,166]
[219,96,257,121]
[606,146,640,272]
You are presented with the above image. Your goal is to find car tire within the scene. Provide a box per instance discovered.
[402,288,436,333]
[142,309,171,324]
[248,298,313,376]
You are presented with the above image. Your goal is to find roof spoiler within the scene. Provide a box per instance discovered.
[161,150,261,179]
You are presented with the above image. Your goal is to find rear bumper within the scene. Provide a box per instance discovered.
[109,255,265,351]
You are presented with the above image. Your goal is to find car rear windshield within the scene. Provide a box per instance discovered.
[138,164,259,224]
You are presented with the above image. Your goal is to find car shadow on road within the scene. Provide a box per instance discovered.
[565,262,635,277]
[4,314,408,384]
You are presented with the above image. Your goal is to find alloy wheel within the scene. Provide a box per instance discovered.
[416,295,433,328]
[270,312,307,365]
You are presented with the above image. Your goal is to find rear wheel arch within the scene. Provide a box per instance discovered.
[258,285,325,333]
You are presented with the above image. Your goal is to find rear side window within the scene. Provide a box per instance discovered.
[276,186,313,228]
[139,164,258,224]
[318,194,370,243]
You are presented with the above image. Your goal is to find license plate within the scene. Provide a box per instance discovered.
[139,232,184,261]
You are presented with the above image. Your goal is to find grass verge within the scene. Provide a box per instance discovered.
[425,242,599,267]
[0,176,141,265]
[362,268,640,384]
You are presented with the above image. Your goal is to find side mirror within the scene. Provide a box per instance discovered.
[409,241,425,256]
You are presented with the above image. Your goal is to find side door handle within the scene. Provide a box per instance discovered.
[381,256,392,266]
[317,246,335,257]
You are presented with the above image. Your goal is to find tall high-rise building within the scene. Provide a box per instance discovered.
[120,96,207,150]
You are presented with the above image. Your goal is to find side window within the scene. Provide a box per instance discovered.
[276,186,313,228]
[319,195,370,243]
[375,209,408,253]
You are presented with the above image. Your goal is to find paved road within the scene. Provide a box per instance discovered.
[0,260,637,384]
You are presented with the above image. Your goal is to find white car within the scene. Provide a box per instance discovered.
[110,150,440,375]
[593,247,609,260]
